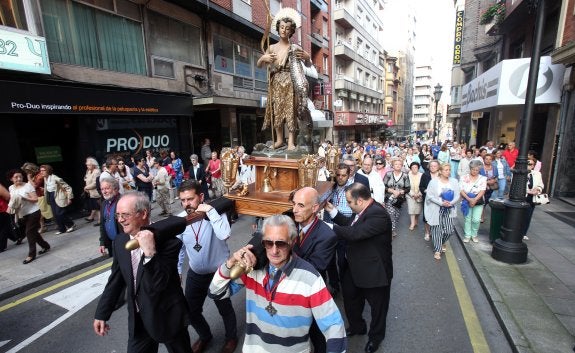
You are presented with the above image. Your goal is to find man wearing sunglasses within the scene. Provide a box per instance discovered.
[292,187,338,353]
[209,214,347,353]
[324,182,393,353]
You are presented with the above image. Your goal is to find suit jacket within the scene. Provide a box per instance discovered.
[94,233,189,343]
[351,173,370,190]
[332,201,393,288]
[292,218,337,273]
[189,164,209,197]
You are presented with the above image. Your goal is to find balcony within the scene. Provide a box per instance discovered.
[310,0,328,12]
[334,75,383,100]
[334,43,381,73]
[333,8,381,51]
[310,27,324,48]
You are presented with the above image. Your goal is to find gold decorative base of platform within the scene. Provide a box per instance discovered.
[225,156,332,217]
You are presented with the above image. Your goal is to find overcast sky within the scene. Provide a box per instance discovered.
[414,0,456,100]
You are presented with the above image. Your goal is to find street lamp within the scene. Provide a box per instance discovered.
[491,0,547,264]
[433,83,443,142]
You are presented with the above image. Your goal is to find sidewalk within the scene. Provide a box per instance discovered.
[0,201,185,301]
[454,198,575,353]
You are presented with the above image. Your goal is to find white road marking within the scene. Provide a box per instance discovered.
[6,271,110,353]
[0,340,11,348]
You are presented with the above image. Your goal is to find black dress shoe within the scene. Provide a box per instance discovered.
[39,247,50,255]
[23,256,36,264]
[346,327,367,337]
[365,340,380,353]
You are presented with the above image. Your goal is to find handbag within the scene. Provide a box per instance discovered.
[488,178,499,190]
[533,193,550,205]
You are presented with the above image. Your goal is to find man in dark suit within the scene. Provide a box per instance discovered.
[292,187,338,353]
[325,183,393,353]
[342,154,370,190]
[188,154,209,201]
[93,191,191,353]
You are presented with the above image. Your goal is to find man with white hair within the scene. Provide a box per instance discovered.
[357,156,384,204]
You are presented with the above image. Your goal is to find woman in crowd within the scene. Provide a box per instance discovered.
[480,153,499,222]
[424,163,460,260]
[40,164,75,235]
[406,161,423,231]
[83,157,101,226]
[528,150,542,172]
[459,160,487,243]
[522,157,545,240]
[493,149,511,199]
[449,142,462,178]
[383,158,410,237]
[132,155,154,201]
[437,143,451,165]
[374,156,388,180]
[170,150,184,193]
[419,160,440,241]
[419,144,433,172]
[7,169,50,264]
[206,150,225,198]
[117,157,134,191]
[21,162,53,234]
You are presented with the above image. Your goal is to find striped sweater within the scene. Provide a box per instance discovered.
[209,256,347,353]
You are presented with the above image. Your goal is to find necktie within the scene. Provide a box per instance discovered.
[351,214,359,226]
[131,248,141,288]
[299,230,305,243]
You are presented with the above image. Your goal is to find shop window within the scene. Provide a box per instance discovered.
[148,10,202,66]
[254,51,268,85]
[0,0,28,29]
[41,0,146,75]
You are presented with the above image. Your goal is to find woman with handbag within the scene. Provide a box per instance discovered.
[40,164,75,235]
[21,162,53,234]
[383,158,410,237]
[7,169,50,264]
[424,163,461,260]
[522,157,545,240]
[459,160,487,243]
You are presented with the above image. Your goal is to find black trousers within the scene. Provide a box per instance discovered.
[341,267,391,344]
[128,313,191,353]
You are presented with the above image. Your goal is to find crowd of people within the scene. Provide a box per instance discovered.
[0,135,549,353]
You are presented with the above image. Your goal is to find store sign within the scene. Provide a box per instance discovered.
[35,146,62,163]
[0,27,50,74]
[461,56,565,113]
[452,11,464,65]
[102,128,176,154]
[335,112,386,126]
[0,81,193,115]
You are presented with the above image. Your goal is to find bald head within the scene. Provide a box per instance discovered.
[292,187,320,226]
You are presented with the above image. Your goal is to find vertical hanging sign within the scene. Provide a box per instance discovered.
[453,10,464,65]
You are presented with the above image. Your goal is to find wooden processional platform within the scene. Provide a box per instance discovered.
[225,156,333,217]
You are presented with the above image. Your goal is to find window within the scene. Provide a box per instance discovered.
[322,18,328,38]
[0,0,28,29]
[213,35,234,74]
[323,55,328,75]
[235,43,252,78]
[42,0,146,75]
[356,68,362,82]
[148,11,202,66]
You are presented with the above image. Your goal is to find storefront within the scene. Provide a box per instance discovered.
[460,56,564,186]
[333,111,390,144]
[0,79,193,199]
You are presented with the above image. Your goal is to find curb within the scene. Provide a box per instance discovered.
[452,212,520,353]
[0,255,110,302]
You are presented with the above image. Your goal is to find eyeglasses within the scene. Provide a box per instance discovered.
[375,162,383,165]
[261,239,290,250]
[528,163,534,166]
[115,212,138,220]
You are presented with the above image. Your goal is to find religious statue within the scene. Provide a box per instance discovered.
[257,7,313,152]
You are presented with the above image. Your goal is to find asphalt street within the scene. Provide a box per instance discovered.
[0,209,512,353]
